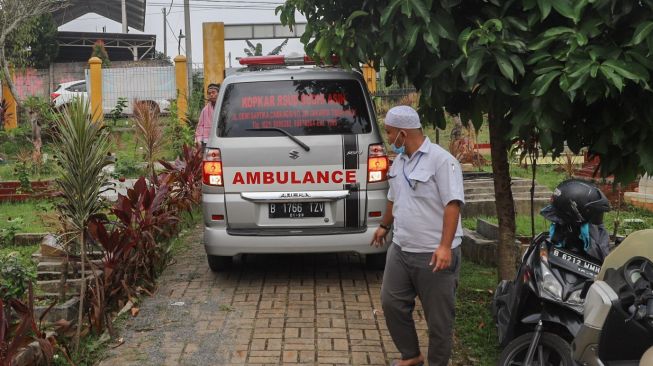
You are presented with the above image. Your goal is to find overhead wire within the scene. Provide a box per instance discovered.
[147,2,280,10]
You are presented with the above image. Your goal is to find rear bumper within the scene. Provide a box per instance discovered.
[203,225,390,256]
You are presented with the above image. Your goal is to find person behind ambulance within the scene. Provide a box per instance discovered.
[371,105,465,366]
[195,83,220,146]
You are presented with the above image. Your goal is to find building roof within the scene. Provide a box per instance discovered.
[53,0,147,32]
[56,31,156,62]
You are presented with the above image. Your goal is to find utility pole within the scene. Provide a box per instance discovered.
[184,0,193,92]
[162,8,168,58]
[121,0,128,33]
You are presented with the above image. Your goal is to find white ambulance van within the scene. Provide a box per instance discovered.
[201,55,391,271]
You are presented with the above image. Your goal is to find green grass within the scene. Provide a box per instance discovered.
[456,259,500,365]
[166,207,202,258]
[0,243,39,265]
[468,215,551,237]
[509,164,571,191]
[1,117,179,181]
[54,332,111,366]
[0,200,57,233]
[0,158,59,181]
[464,204,653,238]
[605,204,653,235]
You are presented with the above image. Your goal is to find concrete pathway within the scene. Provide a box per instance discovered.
[99,226,438,366]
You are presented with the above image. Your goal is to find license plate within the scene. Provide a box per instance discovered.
[550,247,601,278]
[269,202,325,218]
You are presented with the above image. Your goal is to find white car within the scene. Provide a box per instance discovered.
[51,80,88,110]
[51,80,171,115]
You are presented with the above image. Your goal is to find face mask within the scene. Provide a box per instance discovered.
[390,131,406,154]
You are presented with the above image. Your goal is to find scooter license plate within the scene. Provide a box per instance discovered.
[550,248,601,278]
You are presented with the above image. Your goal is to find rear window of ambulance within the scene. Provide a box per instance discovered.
[217,79,372,137]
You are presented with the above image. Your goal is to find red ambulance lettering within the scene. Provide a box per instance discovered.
[332,171,343,184]
[302,171,315,184]
[247,172,261,184]
[276,171,289,184]
[346,170,356,183]
[231,170,358,185]
[233,172,245,185]
[317,171,329,183]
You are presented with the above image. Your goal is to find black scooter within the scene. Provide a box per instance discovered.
[492,231,603,365]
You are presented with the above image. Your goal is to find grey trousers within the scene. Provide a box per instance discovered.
[381,243,460,366]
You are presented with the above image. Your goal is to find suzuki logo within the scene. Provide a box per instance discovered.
[289,150,300,160]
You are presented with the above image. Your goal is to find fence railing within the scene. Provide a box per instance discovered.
[86,66,176,115]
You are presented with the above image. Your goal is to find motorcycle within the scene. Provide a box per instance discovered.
[492,179,611,366]
[492,231,603,365]
[572,229,653,366]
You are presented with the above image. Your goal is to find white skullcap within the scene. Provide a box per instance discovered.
[385,105,421,129]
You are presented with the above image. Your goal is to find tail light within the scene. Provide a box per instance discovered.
[50,92,60,100]
[368,144,389,183]
[203,148,223,186]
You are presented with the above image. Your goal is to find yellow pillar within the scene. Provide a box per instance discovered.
[362,63,377,93]
[175,55,189,124]
[1,74,18,130]
[88,57,103,123]
[203,22,226,98]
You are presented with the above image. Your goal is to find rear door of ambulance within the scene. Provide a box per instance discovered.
[207,71,376,235]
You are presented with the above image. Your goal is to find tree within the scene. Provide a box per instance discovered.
[243,38,289,56]
[5,14,59,69]
[277,0,653,280]
[91,40,110,67]
[153,51,173,65]
[0,0,65,106]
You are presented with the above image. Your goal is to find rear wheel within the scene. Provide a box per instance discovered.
[366,252,387,270]
[499,332,573,366]
[207,255,232,272]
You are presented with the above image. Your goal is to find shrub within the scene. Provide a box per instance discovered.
[0,253,35,302]
[159,143,203,217]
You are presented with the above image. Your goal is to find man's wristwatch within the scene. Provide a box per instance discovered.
[379,223,391,231]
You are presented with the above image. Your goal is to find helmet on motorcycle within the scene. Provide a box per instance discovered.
[541,179,611,225]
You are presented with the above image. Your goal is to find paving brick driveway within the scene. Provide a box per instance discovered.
[99,226,433,366]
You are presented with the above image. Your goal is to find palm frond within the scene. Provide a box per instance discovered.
[133,101,165,182]
[54,99,111,233]
[268,38,289,55]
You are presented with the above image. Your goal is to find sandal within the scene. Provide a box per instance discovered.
[390,361,424,366]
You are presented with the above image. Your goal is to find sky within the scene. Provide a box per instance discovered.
[58,0,308,67]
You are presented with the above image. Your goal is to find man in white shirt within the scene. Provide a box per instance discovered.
[371,106,465,366]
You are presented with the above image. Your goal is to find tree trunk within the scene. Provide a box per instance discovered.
[488,115,518,281]
[29,108,42,162]
[74,231,86,352]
